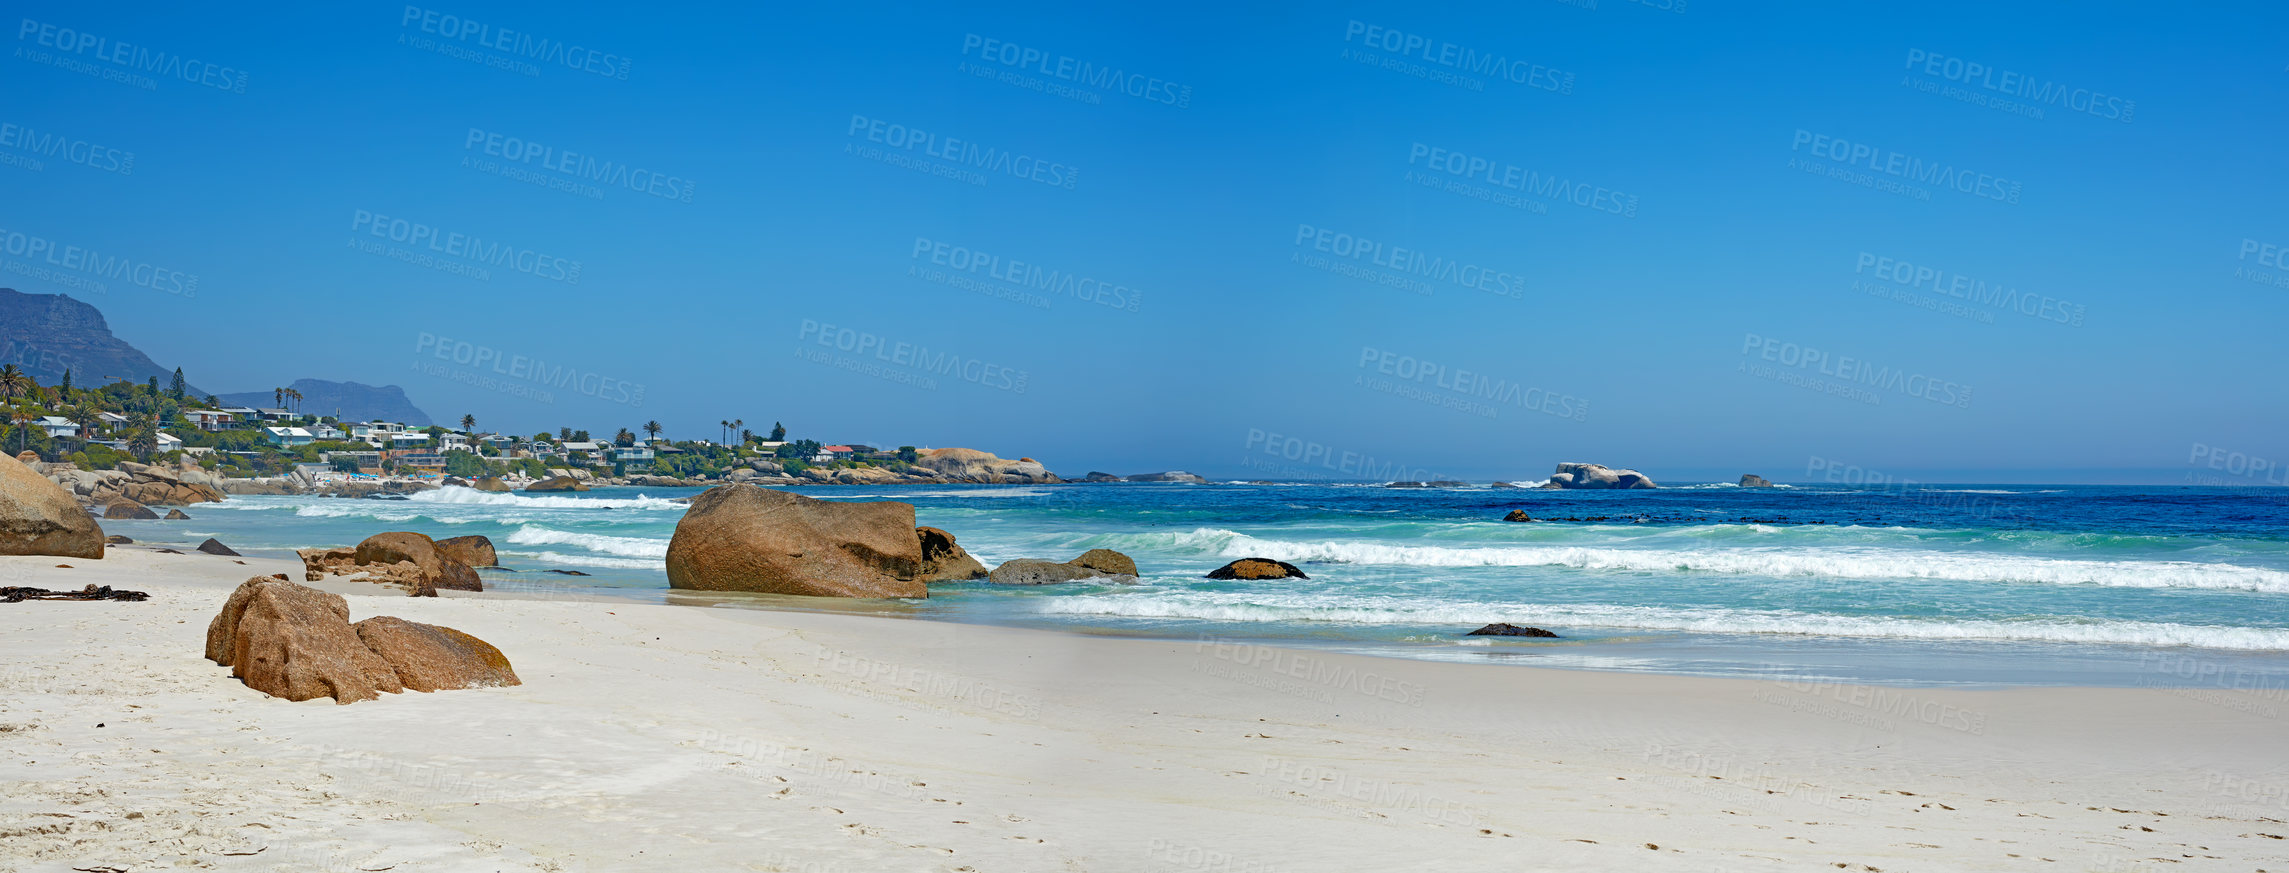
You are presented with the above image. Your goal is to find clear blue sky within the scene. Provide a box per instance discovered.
[4,1,2284,483]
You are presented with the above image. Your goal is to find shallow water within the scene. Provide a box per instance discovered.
[120,481,2289,689]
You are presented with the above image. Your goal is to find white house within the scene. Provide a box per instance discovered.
[34,416,79,438]
[262,426,314,447]
[156,432,183,453]
[388,432,430,449]
[310,422,346,440]
[439,432,471,451]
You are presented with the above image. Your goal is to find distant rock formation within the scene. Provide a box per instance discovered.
[1740,474,1774,488]
[913,448,1061,484]
[1126,471,1208,484]
[218,378,431,426]
[0,288,203,394]
[1081,471,1123,482]
[1540,463,1658,490]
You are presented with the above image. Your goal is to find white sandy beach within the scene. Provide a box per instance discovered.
[3,548,2285,873]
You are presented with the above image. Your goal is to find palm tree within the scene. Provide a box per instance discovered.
[0,365,29,403]
[9,409,33,453]
[718,419,730,444]
[643,420,663,444]
[730,419,743,447]
[67,405,101,448]
[128,414,159,459]
[272,386,284,408]
[285,387,304,413]
[614,427,635,447]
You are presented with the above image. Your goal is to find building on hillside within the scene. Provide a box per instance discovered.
[309,422,346,440]
[97,411,132,433]
[394,453,445,472]
[182,409,234,431]
[439,432,471,452]
[388,432,431,450]
[322,450,381,470]
[254,408,297,422]
[609,444,655,470]
[155,432,183,453]
[262,426,314,447]
[34,416,79,438]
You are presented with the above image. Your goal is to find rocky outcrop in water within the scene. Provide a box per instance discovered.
[914,448,1061,484]
[1540,463,1658,490]
[1206,558,1307,580]
[917,526,987,582]
[1740,474,1774,488]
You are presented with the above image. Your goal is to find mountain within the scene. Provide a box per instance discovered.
[217,379,432,426]
[0,287,204,394]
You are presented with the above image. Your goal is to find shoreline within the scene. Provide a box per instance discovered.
[5,548,2286,871]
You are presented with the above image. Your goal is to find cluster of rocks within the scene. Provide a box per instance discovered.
[206,576,518,704]
[300,532,493,597]
[662,484,1319,597]
[986,549,1141,585]
[1540,462,1658,490]
[30,457,227,514]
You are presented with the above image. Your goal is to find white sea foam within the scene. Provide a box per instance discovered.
[1217,535,2289,593]
[498,550,662,569]
[410,487,686,510]
[1035,595,2289,651]
[504,525,669,558]
[811,489,1051,500]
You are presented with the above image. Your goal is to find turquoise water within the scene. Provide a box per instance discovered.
[118,482,2289,688]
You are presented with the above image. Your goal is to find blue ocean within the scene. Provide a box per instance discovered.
[121,481,2289,689]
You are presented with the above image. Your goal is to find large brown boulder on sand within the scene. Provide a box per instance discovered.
[472,476,512,493]
[352,532,483,592]
[353,616,520,692]
[917,526,987,582]
[434,535,497,568]
[0,451,105,559]
[206,577,518,703]
[205,578,405,704]
[665,484,925,597]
